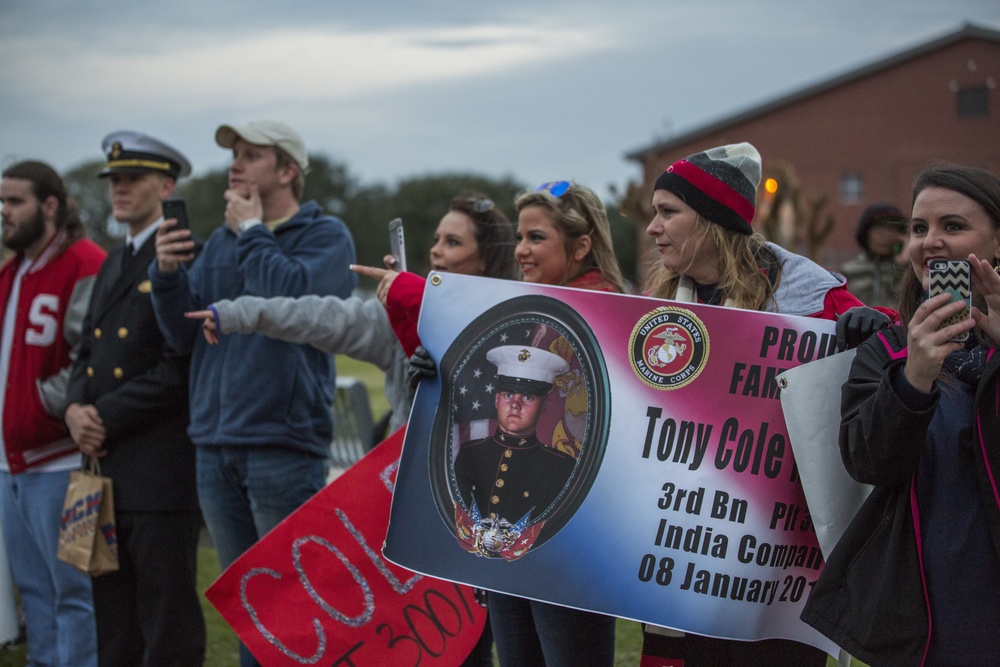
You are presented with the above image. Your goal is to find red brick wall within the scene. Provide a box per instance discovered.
[634,36,1000,271]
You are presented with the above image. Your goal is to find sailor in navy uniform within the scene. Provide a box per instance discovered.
[65,131,205,666]
[454,345,575,546]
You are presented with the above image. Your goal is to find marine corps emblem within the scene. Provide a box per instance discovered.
[629,306,709,390]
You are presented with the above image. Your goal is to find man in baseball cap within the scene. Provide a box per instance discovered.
[215,120,308,173]
[149,121,356,667]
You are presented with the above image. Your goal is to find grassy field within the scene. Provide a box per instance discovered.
[1,545,643,666]
[0,357,651,666]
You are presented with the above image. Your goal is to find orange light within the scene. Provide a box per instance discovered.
[764,178,778,194]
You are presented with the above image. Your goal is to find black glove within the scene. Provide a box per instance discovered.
[407,345,437,390]
[835,306,892,351]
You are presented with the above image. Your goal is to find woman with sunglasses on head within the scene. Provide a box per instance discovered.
[801,164,1000,666]
[471,180,623,667]
[372,181,625,356]
[513,180,625,293]
[642,142,881,666]
[361,181,624,667]
[379,195,520,360]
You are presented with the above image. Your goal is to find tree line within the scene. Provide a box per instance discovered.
[61,154,641,285]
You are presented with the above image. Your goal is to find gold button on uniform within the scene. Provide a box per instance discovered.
[500,464,508,471]
[87,367,94,377]
[118,328,128,338]
[94,328,102,339]
[495,479,504,488]
[491,495,500,504]
[504,450,512,458]
[113,367,124,379]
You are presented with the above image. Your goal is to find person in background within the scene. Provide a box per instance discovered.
[840,202,909,308]
[65,131,205,667]
[642,142,875,666]
[188,192,516,667]
[0,160,105,666]
[803,163,1000,666]
[149,120,356,667]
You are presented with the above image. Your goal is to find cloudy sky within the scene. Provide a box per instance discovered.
[2,1,998,198]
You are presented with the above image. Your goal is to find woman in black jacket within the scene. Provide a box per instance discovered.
[802,163,1000,666]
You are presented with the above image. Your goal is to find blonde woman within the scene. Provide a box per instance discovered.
[642,142,874,666]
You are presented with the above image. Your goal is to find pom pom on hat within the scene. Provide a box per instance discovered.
[654,142,761,234]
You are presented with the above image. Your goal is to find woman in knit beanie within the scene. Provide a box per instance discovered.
[645,142,877,321]
[642,143,872,666]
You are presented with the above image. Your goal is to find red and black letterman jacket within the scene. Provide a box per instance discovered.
[0,231,105,473]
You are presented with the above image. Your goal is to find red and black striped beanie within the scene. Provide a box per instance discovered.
[653,142,761,234]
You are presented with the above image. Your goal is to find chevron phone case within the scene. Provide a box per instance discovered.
[928,259,971,342]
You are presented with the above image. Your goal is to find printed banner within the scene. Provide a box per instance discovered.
[383,273,842,653]
[206,427,488,666]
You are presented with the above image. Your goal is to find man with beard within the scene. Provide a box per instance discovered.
[0,161,105,666]
[65,131,205,666]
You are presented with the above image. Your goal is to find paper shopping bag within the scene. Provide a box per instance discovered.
[57,458,119,576]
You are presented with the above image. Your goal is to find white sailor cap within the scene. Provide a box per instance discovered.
[98,131,191,179]
[486,345,569,395]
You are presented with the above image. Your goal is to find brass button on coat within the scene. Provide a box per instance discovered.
[113,367,124,379]
[118,327,128,338]
[94,328,102,339]
[87,367,94,377]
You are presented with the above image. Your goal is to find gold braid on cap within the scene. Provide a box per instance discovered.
[103,159,172,173]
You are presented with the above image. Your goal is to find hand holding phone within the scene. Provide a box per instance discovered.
[928,259,972,342]
[162,198,189,231]
[388,218,407,272]
[155,199,194,273]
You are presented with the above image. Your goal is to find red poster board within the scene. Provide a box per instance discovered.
[206,427,487,666]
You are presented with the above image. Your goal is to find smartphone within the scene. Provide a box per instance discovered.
[162,198,189,231]
[928,258,971,342]
[388,218,407,272]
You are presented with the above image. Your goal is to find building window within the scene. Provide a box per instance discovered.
[957,86,989,118]
[840,173,864,204]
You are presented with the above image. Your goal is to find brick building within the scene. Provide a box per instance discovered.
[625,22,1000,269]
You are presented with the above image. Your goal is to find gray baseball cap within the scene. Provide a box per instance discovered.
[215,120,309,172]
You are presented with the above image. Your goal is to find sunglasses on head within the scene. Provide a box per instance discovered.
[471,198,495,213]
[536,181,571,198]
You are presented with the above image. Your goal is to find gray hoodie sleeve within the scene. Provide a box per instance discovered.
[212,294,399,373]
[213,293,414,431]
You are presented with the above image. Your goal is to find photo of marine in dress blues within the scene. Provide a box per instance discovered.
[427,295,611,560]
